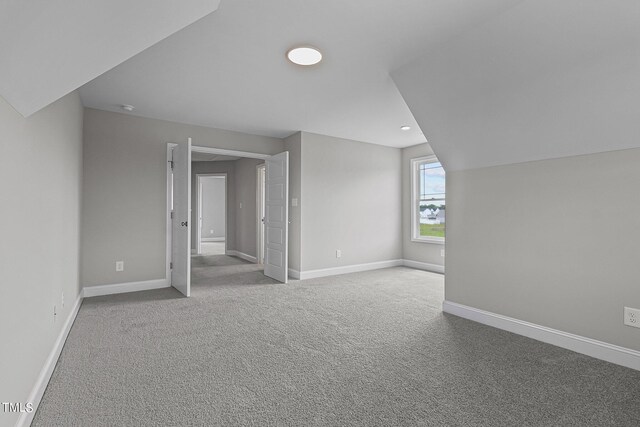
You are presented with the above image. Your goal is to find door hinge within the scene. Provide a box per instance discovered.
[168,160,174,170]
[170,262,173,269]
[170,211,174,219]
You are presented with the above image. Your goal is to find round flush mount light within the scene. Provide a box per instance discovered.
[287,46,322,66]
[400,125,411,131]
[121,104,135,112]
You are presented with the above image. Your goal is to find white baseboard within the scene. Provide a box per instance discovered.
[226,250,258,264]
[16,294,83,427]
[403,259,444,274]
[298,259,404,280]
[443,300,640,372]
[202,237,225,242]
[83,278,170,298]
[291,258,441,281]
[288,269,301,280]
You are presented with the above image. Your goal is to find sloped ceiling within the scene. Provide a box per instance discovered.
[392,0,640,171]
[0,0,220,117]
[78,0,522,148]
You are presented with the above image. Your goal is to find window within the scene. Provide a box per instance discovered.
[411,156,445,243]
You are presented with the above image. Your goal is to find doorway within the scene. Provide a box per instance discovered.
[168,142,290,297]
[196,174,227,255]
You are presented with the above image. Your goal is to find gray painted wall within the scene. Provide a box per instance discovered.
[284,132,302,272]
[0,91,83,424]
[200,177,226,240]
[300,132,402,271]
[402,143,445,267]
[234,158,264,258]
[82,108,283,287]
[446,148,640,351]
[191,162,235,250]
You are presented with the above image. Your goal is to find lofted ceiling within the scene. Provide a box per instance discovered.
[393,0,640,171]
[0,0,220,117]
[79,0,523,148]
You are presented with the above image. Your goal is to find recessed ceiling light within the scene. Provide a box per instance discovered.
[287,46,322,66]
[400,125,411,131]
[121,104,135,112]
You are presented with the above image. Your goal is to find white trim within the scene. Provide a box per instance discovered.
[298,259,404,280]
[256,163,266,265]
[403,259,445,274]
[288,268,301,280]
[191,145,271,160]
[16,294,83,427]
[83,279,170,298]
[443,301,640,372]
[410,155,446,244]
[202,237,225,242]
[166,143,176,287]
[411,236,445,244]
[226,250,258,264]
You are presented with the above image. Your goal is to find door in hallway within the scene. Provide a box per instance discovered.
[264,151,289,283]
[170,138,191,296]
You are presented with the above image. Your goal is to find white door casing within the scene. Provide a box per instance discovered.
[264,151,289,283]
[256,164,266,264]
[171,138,191,296]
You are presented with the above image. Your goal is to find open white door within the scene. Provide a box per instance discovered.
[264,151,289,283]
[171,138,191,296]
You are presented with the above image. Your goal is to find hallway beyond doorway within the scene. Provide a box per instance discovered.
[200,241,225,255]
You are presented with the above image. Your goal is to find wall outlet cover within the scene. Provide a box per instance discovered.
[624,307,640,328]
[116,261,124,272]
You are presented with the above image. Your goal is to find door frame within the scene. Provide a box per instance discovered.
[166,143,176,283]
[196,173,227,255]
[256,164,266,264]
[167,145,280,280]
[191,145,271,160]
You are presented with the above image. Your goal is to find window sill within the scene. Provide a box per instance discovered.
[411,237,445,245]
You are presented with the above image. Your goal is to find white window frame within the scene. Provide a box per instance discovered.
[411,155,445,244]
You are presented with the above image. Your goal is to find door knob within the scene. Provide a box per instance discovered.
[181,221,188,227]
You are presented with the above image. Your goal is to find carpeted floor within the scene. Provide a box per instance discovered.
[33,255,640,426]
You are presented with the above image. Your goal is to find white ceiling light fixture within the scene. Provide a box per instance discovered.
[400,125,411,131]
[121,104,135,112]
[286,46,322,66]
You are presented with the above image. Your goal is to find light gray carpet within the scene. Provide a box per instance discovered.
[33,255,640,426]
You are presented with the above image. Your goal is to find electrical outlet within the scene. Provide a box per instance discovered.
[239,202,243,209]
[624,307,640,328]
[210,229,214,234]
[440,249,445,257]
[116,261,124,272]
[336,249,342,258]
